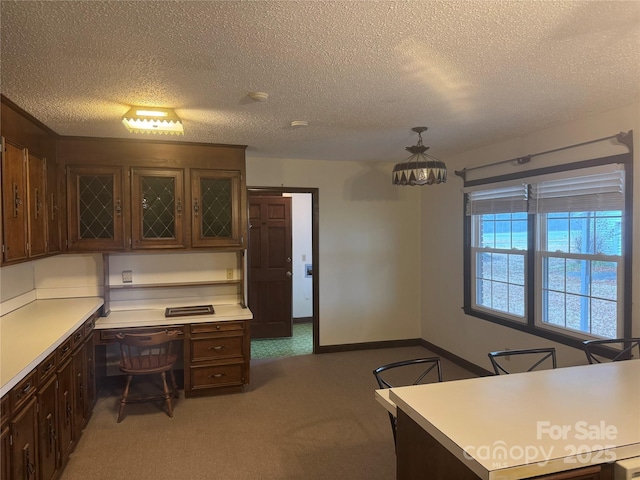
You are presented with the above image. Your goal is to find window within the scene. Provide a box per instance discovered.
[464,158,631,346]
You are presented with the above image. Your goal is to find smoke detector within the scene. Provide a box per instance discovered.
[248,91,269,102]
[290,120,309,128]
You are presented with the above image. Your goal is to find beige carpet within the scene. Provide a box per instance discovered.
[61,345,476,480]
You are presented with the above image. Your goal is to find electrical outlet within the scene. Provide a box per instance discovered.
[226,268,233,280]
[122,270,133,283]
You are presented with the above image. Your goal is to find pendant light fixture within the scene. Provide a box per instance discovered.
[392,127,447,186]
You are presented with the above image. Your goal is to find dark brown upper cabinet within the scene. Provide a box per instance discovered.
[191,169,243,248]
[131,167,185,249]
[2,139,29,262]
[66,165,126,251]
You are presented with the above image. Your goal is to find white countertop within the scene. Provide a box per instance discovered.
[384,360,640,480]
[0,297,104,396]
[94,303,253,329]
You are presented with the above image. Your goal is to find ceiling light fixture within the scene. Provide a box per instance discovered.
[392,127,447,186]
[121,106,184,135]
[248,91,269,102]
[290,120,309,128]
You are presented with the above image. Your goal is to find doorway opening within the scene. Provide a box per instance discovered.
[247,187,319,357]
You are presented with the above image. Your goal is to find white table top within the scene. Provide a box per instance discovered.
[1,297,104,396]
[385,360,640,480]
[94,303,253,329]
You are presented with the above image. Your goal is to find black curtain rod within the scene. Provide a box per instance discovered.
[454,130,632,182]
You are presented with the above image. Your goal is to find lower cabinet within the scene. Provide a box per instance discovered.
[37,376,58,480]
[185,320,250,397]
[10,397,38,480]
[0,313,98,480]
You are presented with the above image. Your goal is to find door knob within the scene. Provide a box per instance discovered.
[285,271,292,278]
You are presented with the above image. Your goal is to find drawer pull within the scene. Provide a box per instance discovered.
[42,362,54,373]
[209,373,226,379]
[74,331,83,341]
[216,325,221,330]
[61,345,70,354]
[17,382,32,399]
[208,345,225,351]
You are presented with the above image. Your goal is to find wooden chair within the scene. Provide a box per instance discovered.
[583,338,640,364]
[488,347,557,375]
[116,329,180,423]
[373,357,443,447]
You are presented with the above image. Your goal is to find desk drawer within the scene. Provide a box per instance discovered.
[100,326,184,341]
[191,335,243,361]
[190,362,245,389]
[190,321,244,335]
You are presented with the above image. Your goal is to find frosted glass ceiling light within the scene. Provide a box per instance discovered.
[392,127,447,186]
[122,106,184,135]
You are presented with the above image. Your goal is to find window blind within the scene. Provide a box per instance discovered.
[530,167,624,213]
[465,184,528,216]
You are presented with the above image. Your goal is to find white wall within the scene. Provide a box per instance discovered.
[289,193,313,319]
[246,158,421,346]
[420,102,640,371]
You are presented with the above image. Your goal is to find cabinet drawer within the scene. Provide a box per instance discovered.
[191,335,243,361]
[70,325,85,348]
[100,326,184,341]
[190,362,245,389]
[190,321,244,335]
[84,315,96,337]
[57,337,73,362]
[11,370,36,411]
[37,350,57,383]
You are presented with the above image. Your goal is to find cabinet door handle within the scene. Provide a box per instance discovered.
[23,444,35,480]
[34,188,41,219]
[50,193,57,221]
[47,413,56,454]
[13,182,22,218]
[193,199,200,217]
[16,382,32,400]
[115,197,122,216]
[176,198,182,216]
[208,345,225,351]
[209,373,226,379]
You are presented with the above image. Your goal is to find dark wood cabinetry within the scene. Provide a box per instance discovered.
[66,165,125,251]
[59,137,247,254]
[131,167,185,249]
[1,96,61,266]
[37,376,58,480]
[1,139,29,262]
[191,169,243,248]
[10,397,38,480]
[0,313,98,480]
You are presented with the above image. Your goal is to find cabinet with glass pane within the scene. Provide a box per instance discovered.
[190,169,242,248]
[66,165,125,251]
[131,168,185,249]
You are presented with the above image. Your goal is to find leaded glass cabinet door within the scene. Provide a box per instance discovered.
[66,165,125,251]
[191,169,242,248]
[131,168,185,249]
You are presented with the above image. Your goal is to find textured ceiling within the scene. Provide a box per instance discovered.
[1,1,639,162]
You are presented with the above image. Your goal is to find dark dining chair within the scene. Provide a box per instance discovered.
[116,329,180,423]
[583,338,640,364]
[373,357,443,447]
[488,347,557,375]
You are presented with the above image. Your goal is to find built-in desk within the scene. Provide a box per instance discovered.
[377,360,640,480]
[94,304,253,397]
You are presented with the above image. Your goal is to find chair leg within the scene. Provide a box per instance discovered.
[169,369,179,399]
[117,375,133,423]
[160,371,174,418]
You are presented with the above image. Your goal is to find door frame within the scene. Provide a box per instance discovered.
[247,186,319,354]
